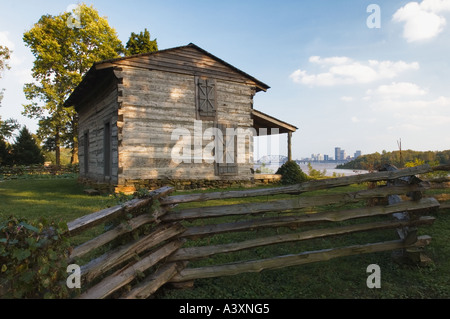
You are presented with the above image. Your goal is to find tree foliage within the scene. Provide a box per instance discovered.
[126,28,158,55]
[0,44,20,143]
[0,45,11,108]
[11,127,45,166]
[0,139,12,166]
[22,4,124,166]
[0,45,10,79]
[338,149,450,171]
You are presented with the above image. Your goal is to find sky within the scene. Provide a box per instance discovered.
[1,0,450,160]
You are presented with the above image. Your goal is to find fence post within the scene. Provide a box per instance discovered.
[381,164,433,266]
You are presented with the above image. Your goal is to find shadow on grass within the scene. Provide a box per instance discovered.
[0,177,117,223]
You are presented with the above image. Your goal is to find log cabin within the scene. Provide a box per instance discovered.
[64,43,297,192]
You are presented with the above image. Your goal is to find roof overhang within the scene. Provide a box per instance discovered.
[252,109,298,136]
[64,66,117,110]
[64,43,270,109]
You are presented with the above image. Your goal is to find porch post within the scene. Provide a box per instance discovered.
[287,132,292,162]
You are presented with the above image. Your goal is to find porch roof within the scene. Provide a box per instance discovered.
[251,109,298,136]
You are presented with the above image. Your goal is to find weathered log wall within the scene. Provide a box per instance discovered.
[116,66,255,186]
[78,76,119,185]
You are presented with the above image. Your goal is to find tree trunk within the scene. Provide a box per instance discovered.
[71,143,79,164]
[55,130,61,167]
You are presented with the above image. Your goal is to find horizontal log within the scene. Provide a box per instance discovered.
[67,186,174,235]
[120,261,187,299]
[440,202,450,209]
[162,185,431,222]
[112,59,259,88]
[170,236,432,283]
[426,176,450,183]
[69,206,171,261]
[160,165,433,205]
[181,197,440,238]
[169,216,435,262]
[431,164,450,171]
[81,223,186,283]
[79,239,184,299]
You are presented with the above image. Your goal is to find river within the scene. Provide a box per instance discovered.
[254,162,369,177]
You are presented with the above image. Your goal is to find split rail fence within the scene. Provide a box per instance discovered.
[34,164,450,298]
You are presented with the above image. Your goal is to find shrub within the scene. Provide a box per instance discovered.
[0,216,71,298]
[276,160,309,185]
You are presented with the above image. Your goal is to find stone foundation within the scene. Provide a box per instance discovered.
[79,176,282,194]
[118,178,256,193]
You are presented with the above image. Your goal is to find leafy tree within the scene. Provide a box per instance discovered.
[307,162,327,179]
[338,149,450,170]
[0,45,11,108]
[0,45,10,81]
[22,4,124,166]
[126,28,158,55]
[0,118,20,141]
[0,44,20,143]
[276,160,309,185]
[0,139,12,165]
[11,127,45,165]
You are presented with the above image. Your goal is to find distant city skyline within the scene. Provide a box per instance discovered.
[302,147,362,162]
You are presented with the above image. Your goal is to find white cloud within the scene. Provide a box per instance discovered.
[421,0,450,11]
[0,31,15,50]
[370,93,450,112]
[393,0,450,42]
[0,31,25,69]
[367,82,428,99]
[308,56,352,65]
[290,57,419,87]
[340,96,354,102]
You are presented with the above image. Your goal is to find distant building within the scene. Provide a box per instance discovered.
[335,147,341,161]
[354,150,362,158]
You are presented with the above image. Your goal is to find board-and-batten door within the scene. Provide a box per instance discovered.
[215,123,238,176]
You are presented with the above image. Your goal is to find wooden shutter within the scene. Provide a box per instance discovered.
[197,78,216,118]
[216,123,238,176]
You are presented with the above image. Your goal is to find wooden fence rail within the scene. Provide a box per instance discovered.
[55,163,449,298]
[3,164,446,299]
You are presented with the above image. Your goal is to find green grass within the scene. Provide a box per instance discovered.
[158,210,450,299]
[157,184,450,299]
[0,177,116,223]
[1,176,449,299]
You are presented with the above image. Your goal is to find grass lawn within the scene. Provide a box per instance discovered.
[0,176,117,223]
[1,176,449,299]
